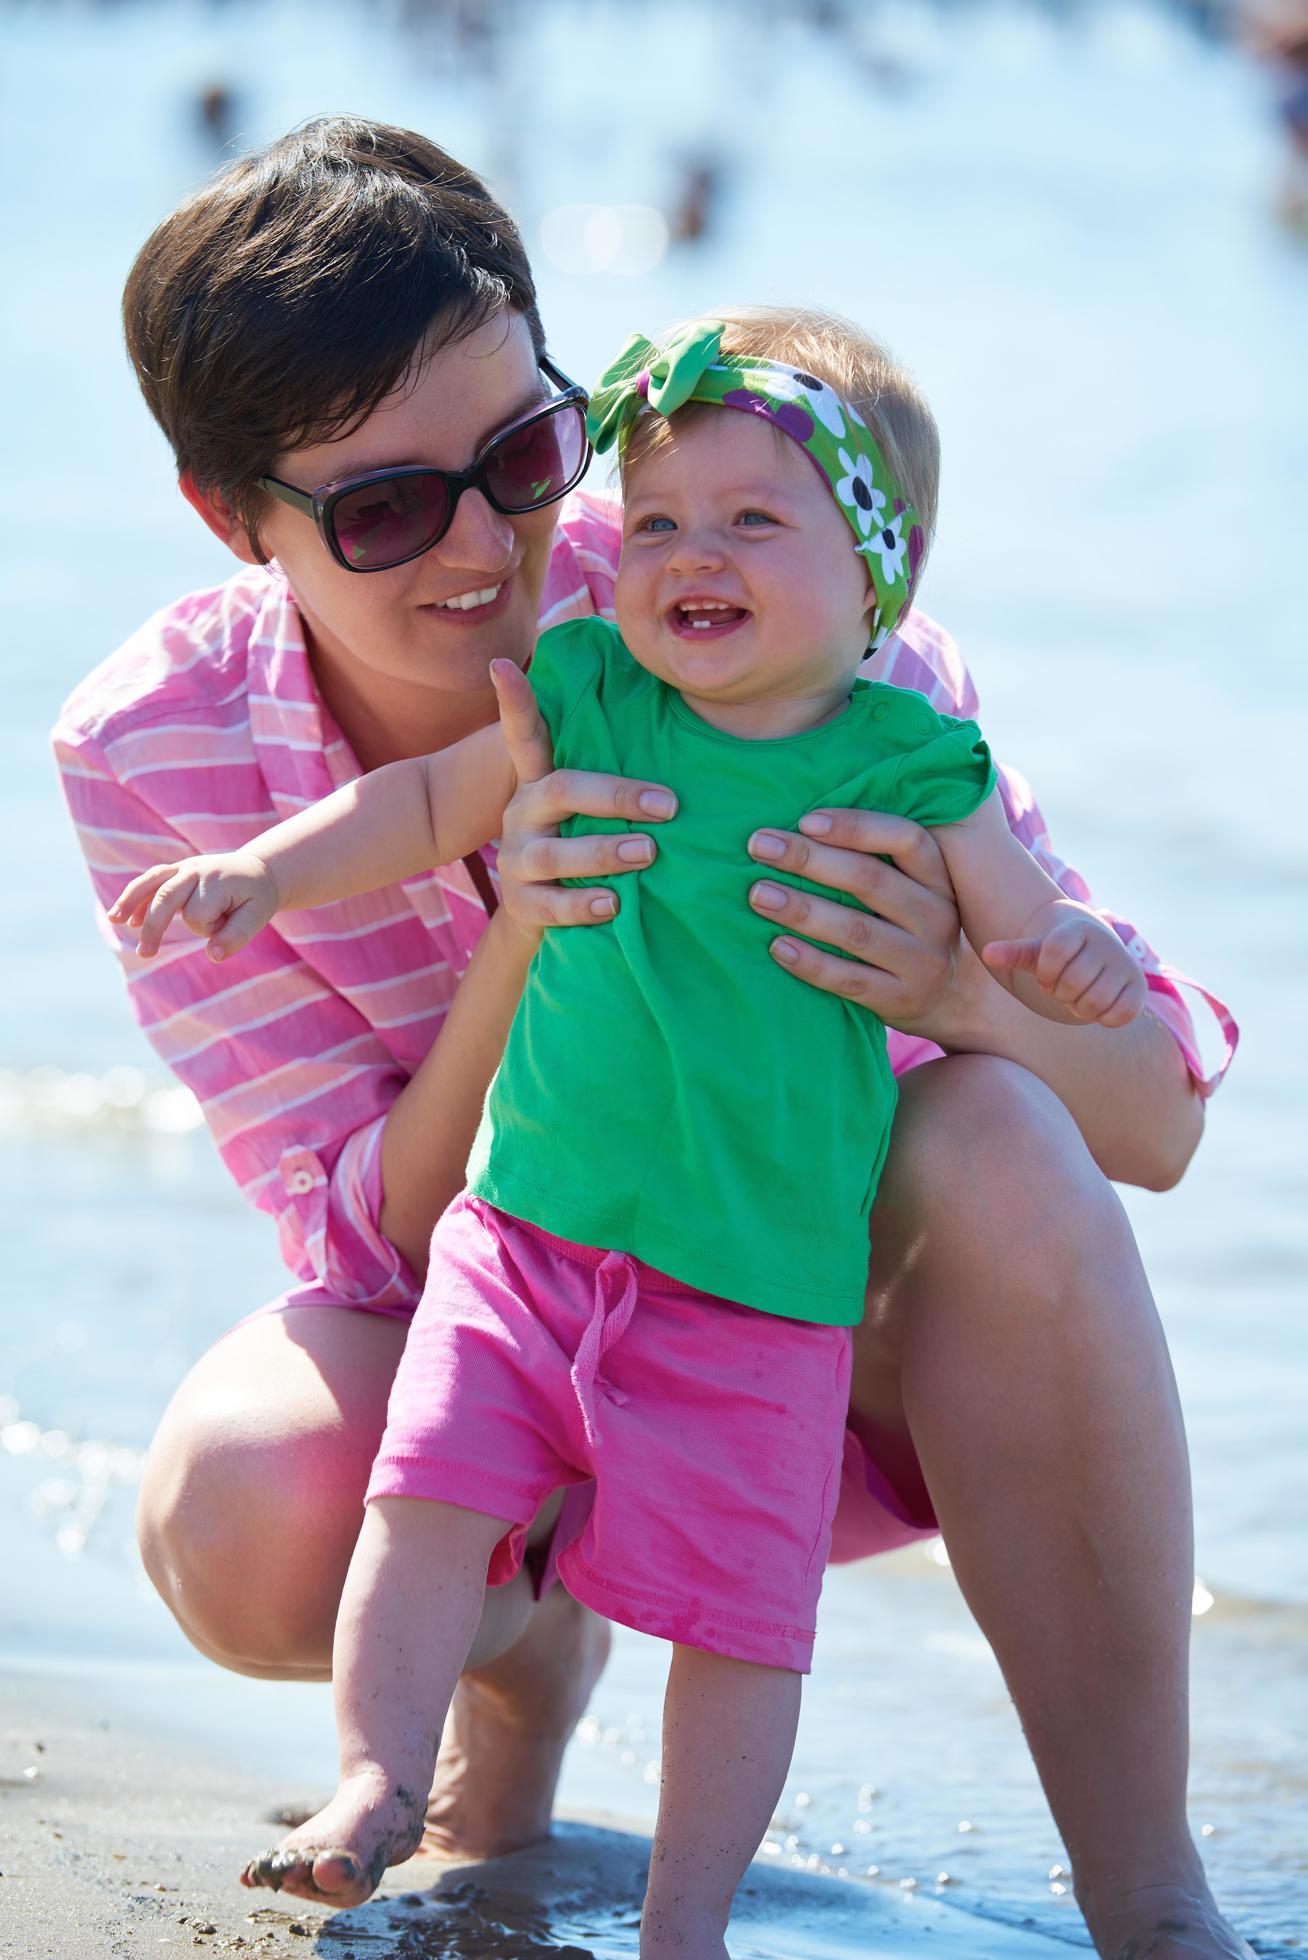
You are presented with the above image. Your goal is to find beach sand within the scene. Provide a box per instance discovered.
[0,1661,1081,1960]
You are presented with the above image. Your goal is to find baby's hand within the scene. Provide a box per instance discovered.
[108,851,279,962]
[982,911,1147,1028]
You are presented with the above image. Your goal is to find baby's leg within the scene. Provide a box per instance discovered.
[241,1495,515,1907]
[641,1646,801,1959]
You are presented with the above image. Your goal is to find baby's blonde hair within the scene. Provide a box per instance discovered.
[619,304,940,556]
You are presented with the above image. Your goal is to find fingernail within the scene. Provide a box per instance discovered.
[639,790,676,818]
[752,881,787,912]
[799,812,831,836]
[750,831,785,862]
[772,938,800,965]
[590,894,616,918]
[618,837,653,864]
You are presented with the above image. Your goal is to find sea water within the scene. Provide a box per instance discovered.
[2,1,1304,1950]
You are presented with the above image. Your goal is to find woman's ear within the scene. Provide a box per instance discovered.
[179,475,263,565]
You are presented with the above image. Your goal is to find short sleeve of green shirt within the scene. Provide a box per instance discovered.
[524,620,607,747]
[858,687,996,828]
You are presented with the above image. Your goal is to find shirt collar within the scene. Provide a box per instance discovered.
[246,563,362,820]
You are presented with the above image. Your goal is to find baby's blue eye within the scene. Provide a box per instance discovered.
[640,514,676,533]
[738,510,776,526]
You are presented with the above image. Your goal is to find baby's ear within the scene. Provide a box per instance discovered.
[860,566,882,631]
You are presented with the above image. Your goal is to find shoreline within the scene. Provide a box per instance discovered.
[0,1658,1081,1959]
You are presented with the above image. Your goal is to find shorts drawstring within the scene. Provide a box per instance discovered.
[569,1249,638,1446]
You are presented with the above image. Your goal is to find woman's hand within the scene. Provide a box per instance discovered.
[491,660,677,931]
[109,850,279,962]
[746,808,971,1036]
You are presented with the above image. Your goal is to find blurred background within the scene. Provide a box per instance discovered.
[2,0,1305,1951]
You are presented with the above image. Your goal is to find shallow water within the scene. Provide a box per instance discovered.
[3,0,1306,1951]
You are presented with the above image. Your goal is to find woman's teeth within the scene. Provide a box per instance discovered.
[435,584,502,611]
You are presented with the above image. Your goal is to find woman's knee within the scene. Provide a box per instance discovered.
[862,1056,1137,1358]
[888,1053,1115,1227]
[137,1402,372,1673]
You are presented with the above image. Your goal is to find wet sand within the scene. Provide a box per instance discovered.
[0,1662,1080,1959]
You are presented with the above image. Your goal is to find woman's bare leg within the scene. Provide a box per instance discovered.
[135,1306,609,1854]
[854,1053,1251,1960]
[642,1648,801,1960]
[241,1495,509,1906]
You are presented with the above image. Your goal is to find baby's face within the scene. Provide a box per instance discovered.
[614,410,876,725]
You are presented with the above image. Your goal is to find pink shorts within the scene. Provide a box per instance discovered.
[366,1194,854,1672]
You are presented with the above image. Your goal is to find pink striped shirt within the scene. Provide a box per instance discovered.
[53,493,1237,1316]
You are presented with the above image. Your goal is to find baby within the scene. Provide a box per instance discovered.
[112,310,1145,1959]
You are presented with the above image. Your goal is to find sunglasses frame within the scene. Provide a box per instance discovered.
[254,357,591,573]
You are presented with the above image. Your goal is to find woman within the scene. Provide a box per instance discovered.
[54,117,1246,1959]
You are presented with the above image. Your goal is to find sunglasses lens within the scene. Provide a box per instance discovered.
[331,473,451,570]
[483,400,588,513]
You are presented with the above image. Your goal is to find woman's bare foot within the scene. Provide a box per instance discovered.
[421,1585,612,1860]
[240,1770,427,1906]
[1082,1880,1256,1960]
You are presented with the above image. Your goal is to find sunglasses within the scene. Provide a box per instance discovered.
[255,358,591,573]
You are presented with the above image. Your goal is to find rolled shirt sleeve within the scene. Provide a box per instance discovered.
[53,718,421,1312]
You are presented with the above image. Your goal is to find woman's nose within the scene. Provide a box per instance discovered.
[435,486,516,572]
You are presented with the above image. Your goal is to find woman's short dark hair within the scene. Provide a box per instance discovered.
[123,114,546,558]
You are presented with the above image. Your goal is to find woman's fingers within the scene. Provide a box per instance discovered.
[766,932,915,1017]
[797,808,954,898]
[517,768,677,830]
[516,831,655,885]
[490,660,555,788]
[745,812,960,1025]
[750,877,916,972]
[748,815,953,928]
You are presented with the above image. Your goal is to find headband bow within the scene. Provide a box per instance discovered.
[585,319,925,648]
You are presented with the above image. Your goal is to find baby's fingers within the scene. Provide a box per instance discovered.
[981,936,1042,976]
[205,896,272,964]
[1082,965,1148,1029]
[135,870,201,958]
[109,865,180,930]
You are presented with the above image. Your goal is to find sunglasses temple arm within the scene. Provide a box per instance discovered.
[255,476,318,520]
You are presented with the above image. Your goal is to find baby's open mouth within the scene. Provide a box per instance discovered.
[670,601,750,636]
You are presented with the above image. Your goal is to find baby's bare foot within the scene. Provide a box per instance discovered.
[239,1771,426,1907]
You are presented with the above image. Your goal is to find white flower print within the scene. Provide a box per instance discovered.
[834,449,884,537]
[863,510,909,585]
[784,369,847,437]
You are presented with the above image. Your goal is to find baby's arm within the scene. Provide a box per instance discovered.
[933,791,1148,1028]
[110,664,531,962]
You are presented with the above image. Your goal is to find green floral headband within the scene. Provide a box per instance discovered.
[587,319,924,648]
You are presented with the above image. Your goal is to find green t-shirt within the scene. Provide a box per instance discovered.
[468,618,995,1326]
